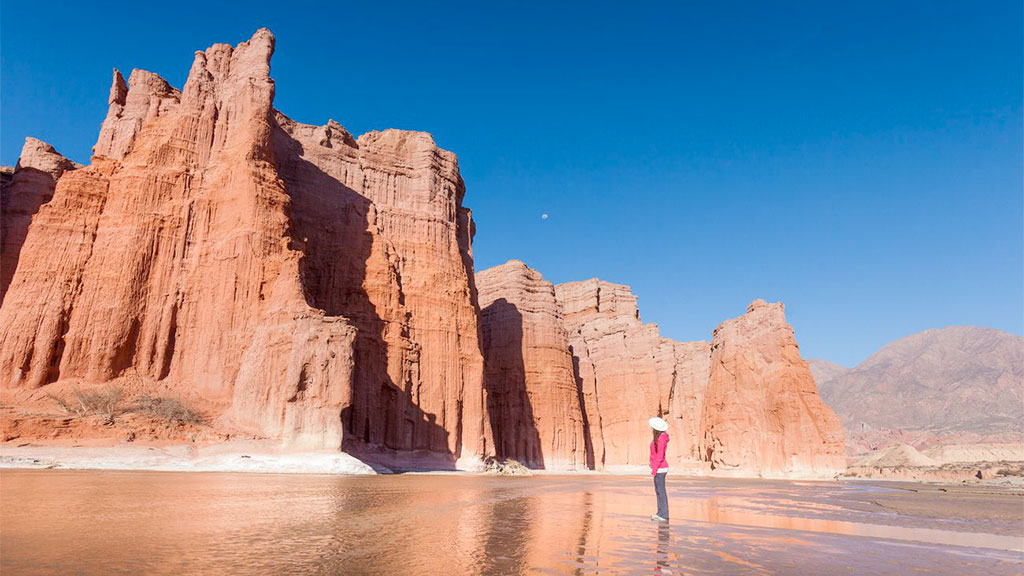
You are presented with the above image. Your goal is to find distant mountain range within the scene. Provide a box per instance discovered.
[810,326,1024,453]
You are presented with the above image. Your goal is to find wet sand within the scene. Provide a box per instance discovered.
[2,471,1021,575]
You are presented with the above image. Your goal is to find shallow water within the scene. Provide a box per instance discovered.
[1,471,1022,575]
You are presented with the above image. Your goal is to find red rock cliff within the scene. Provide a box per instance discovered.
[553,279,709,469]
[477,260,586,470]
[0,29,490,467]
[0,138,80,303]
[700,299,846,477]
[487,275,840,477]
[266,113,490,463]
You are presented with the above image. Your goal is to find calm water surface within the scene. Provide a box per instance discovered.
[2,470,1022,575]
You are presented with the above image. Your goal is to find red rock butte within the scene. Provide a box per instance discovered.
[0,29,844,477]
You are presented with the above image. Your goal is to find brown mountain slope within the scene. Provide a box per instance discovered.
[806,359,849,386]
[817,326,1024,439]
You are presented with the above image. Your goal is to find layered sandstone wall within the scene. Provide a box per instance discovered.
[0,138,80,302]
[552,279,710,469]
[0,30,337,440]
[660,339,711,463]
[555,279,663,467]
[477,260,585,470]
[700,299,846,477]
[269,113,490,461]
[481,271,842,477]
[0,29,491,467]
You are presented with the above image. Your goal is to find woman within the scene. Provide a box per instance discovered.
[649,416,670,522]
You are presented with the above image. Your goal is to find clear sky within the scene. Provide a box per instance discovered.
[2,1,1021,366]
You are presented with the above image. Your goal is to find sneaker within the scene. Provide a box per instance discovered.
[651,514,668,522]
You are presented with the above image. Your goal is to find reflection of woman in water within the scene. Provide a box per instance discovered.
[654,523,671,574]
[649,417,670,522]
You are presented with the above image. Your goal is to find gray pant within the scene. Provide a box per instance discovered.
[653,472,669,519]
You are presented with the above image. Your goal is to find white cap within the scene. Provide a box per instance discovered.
[649,417,668,431]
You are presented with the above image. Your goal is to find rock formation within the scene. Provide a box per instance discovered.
[846,442,1024,483]
[477,260,585,470]
[481,274,840,477]
[2,28,848,478]
[659,339,712,463]
[553,279,710,469]
[0,29,490,467]
[267,112,490,462]
[0,138,80,302]
[700,299,846,477]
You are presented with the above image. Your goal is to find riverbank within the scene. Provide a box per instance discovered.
[3,442,1023,492]
[0,442,642,476]
[0,441,381,475]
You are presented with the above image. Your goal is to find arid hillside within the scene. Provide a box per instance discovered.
[814,326,1023,454]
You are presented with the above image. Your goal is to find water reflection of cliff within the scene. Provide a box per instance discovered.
[6,473,1021,575]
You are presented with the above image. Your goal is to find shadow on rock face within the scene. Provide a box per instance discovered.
[274,119,456,470]
[480,298,545,469]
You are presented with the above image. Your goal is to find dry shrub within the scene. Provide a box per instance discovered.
[996,464,1024,477]
[48,386,122,418]
[483,457,532,476]
[135,395,204,425]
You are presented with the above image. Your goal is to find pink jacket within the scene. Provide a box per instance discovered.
[649,433,669,476]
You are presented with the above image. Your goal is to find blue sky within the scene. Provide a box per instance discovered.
[2,1,1021,366]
